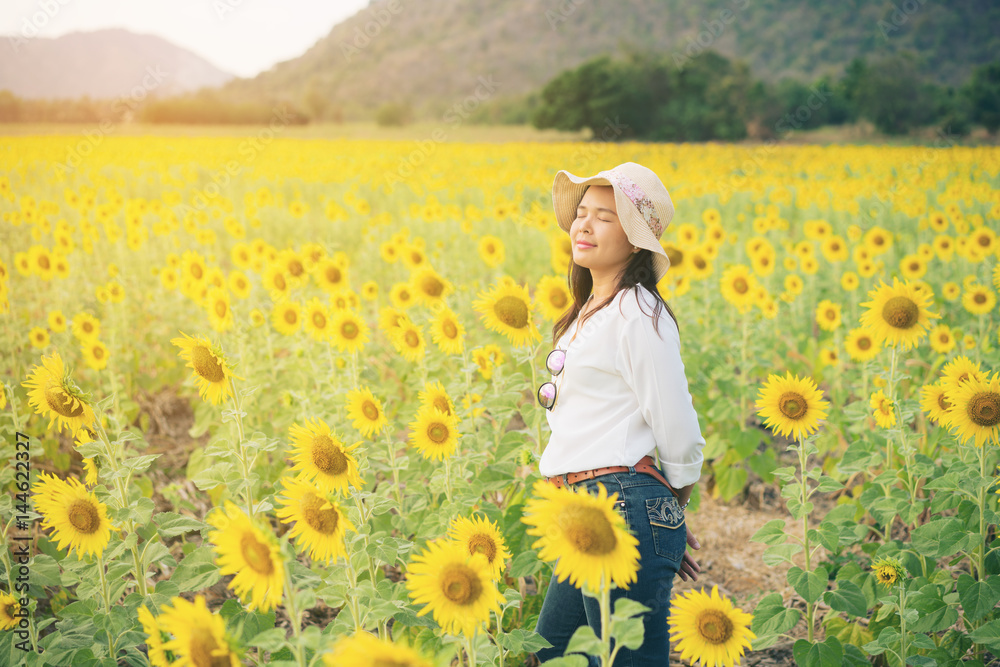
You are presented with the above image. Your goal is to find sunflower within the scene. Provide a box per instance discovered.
[478,235,505,268]
[669,585,755,667]
[263,263,291,301]
[429,305,466,356]
[521,479,640,592]
[447,515,511,580]
[82,457,99,486]
[249,308,266,328]
[844,327,881,362]
[920,381,952,426]
[418,380,456,417]
[34,472,112,559]
[783,274,803,295]
[408,407,460,461]
[180,250,208,284]
[272,300,302,336]
[299,297,331,342]
[329,309,370,354]
[390,320,426,363]
[863,226,893,255]
[814,299,841,332]
[79,338,109,371]
[71,312,101,341]
[361,280,379,301]
[405,538,504,637]
[171,331,241,405]
[28,326,49,349]
[138,605,170,667]
[28,244,55,280]
[870,389,897,429]
[410,266,454,307]
[324,632,434,667]
[345,386,388,438]
[157,595,240,667]
[859,277,939,350]
[944,372,1000,447]
[820,235,849,263]
[754,372,829,441]
[962,284,996,315]
[389,282,418,310]
[0,592,21,630]
[940,356,986,396]
[473,281,540,349]
[928,324,956,355]
[312,258,347,294]
[719,264,757,313]
[969,227,997,255]
[207,501,284,612]
[993,262,1000,293]
[22,352,95,435]
[48,310,66,332]
[288,418,363,494]
[871,555,907,589]
[276,476,355,562]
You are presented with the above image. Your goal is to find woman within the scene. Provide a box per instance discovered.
[533,162,705,667]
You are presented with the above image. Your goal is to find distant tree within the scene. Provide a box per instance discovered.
[375,101,412,127]
[0,90,21,121]
[651,51,750,141]
[854,54,937,135]
[964,60,1000,134]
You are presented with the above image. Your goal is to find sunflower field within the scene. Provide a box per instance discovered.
[0,134,999,667]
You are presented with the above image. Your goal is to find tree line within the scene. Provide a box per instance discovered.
[527,50,1000,140]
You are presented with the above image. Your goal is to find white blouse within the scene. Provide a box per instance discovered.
[538,284,705,489]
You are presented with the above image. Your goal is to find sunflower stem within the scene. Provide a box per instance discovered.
[344,555,365,631]
[885,345,898,476]
[898,582,908,666]
[96,554,116,659]
[797,436,815,644]
[599,574,612,667]
[282,565,306,667]
[228,375,255,518]
[444,456,454,504]
[460,345,480,442]
[976,443,987,581]
[739,310,749,428]
[384,429,403,508]
[351,493,380,587]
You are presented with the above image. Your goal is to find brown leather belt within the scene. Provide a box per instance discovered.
[546,454,678,497]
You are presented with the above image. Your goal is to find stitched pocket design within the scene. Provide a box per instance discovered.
[645,496,686,561]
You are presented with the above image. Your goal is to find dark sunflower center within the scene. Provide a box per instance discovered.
[191,345,226,383]
[404,330,419,347]
[937,393,951,411]
[45,383,84,418]
[67,499,100,534]
[825,309,836,320]
[694,257,706,269]
[312,312,326,328]
[362,401,380,421]
[93,346,105,359]
[468,534,497,562]
[882,296,919,329]
[967,391,1000,428]
[778,391,808,420]
[551,291,568,308]
[697,609,735,644]
[214,301,228,318]
[427,422,450,444]
[974,293,986,305]
[311,435,348,475]
[283,309,298,325]
[240,533,275,575]
[421,276,444,297]
[188,625,231,667]
[288,260,304,276]
[858,337,871,351]
[341,321,358,339]
[274,274,286,290]
[494,295,529,329]
[733,278,749,294]
[559,505,617,555]
[443,320,458,338]
[441,564,482,605]
[191,264,204,279]
[301,491,340,535]
[875,567,897,585]
[326,266,342,283]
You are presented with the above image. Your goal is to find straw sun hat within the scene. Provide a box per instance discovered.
[551,162,675,283]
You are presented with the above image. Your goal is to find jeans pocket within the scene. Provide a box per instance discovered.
[645,496,686,561]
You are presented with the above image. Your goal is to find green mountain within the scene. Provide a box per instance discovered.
[219,0,999,120]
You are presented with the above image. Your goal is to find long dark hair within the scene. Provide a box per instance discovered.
[551,246,679,346]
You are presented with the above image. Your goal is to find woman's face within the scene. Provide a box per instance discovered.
[569,185,634,278]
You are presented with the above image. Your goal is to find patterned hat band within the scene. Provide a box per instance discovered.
[599,170,663,237]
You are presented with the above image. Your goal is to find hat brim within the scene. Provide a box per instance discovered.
[552,170,671,282]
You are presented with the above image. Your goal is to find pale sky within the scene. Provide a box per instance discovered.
[2,0,371,78]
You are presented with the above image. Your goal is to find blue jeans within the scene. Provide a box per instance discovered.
[534,469,687,667]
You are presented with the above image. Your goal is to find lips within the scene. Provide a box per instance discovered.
[575,240,595,248]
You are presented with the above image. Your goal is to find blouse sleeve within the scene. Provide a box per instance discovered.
[615,310,705,488]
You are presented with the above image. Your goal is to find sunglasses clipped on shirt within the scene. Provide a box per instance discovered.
[536,348,567,410]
